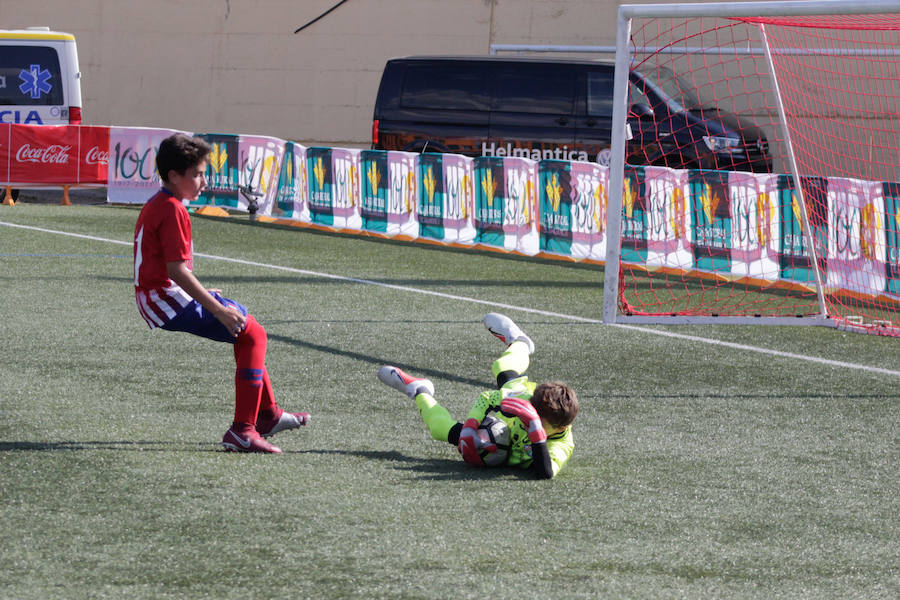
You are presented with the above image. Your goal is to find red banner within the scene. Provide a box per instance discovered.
[0,123,7,183]
[78,126,110,183]
[0,124,109,185]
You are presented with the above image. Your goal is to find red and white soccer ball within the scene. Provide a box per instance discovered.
[477,414,511,467]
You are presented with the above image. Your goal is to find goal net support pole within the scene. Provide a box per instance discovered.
[758,23,829,319]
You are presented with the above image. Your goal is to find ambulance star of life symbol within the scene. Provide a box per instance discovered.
[19,64,53,99]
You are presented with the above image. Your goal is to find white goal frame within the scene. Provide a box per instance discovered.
[602,0,900,327]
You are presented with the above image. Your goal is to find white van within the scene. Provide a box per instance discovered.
[0,27,82,125]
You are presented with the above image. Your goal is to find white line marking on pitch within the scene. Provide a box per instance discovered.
[3,220,899,378]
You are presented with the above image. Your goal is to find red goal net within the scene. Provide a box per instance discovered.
[611,8,900,335]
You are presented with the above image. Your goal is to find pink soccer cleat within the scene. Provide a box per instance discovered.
[222,426,283,454]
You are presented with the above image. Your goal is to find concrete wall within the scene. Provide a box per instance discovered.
[0,0,659,145]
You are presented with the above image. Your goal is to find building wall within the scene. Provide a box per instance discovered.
[0,0,658,144]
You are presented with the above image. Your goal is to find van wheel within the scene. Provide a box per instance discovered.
[404,141,447,154]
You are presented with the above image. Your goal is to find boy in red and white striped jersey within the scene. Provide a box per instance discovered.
[133,133,309,453]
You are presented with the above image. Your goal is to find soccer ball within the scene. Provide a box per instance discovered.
[477,414,511,467]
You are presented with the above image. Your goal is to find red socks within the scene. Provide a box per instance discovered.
[257,368,282,421]
[232,315,268,427]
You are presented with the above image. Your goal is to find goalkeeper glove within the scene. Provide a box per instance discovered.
[457,418,496,466]
[500,397,547,444]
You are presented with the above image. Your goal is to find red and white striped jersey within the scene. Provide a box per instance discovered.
[133,189,194,328]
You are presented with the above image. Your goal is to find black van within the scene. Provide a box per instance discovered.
[372,56,772,173]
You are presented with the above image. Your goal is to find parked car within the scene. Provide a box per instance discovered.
[372,55,771,172]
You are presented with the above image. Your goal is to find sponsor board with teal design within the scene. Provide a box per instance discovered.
[360,150,389,233]
[275,142,298,217]
[884,182,900,295]
[474,156,506,247]
[689,169,732,272]
[538,160,573,255]
[197,133,239,208]
[569,161,603,238]
[417,153,445,240]
[778,175,828,283]
[621,165,648,263]
[307,147,335,226]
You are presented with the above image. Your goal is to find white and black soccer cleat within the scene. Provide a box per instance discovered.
[377,365,435,399]
[483,312,535,354]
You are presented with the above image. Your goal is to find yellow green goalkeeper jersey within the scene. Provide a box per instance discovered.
[466,377,575,477]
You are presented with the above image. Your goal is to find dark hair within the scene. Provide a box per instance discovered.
[156,133,211,183]
[531,381,579,429]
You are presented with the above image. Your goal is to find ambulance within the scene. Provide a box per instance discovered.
[0,27,83,126]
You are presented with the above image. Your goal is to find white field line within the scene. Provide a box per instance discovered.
[3,220,899,378]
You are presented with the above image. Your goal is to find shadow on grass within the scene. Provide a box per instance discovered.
[293,448,533,481]
[0,440,212,452]
[96,273,599,289]
[0,442,533,480]
[207,274,600,289]
[209,215,605,273]
[267,332,489,389]
[588,392,900,400]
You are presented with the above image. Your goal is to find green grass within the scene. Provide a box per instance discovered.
[1,204,898,599]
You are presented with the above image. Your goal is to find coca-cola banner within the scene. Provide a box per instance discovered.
[77,126,110,184]
[6,125,77,183]
[0,124,109,185]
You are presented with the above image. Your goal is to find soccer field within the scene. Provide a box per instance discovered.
[1,204,897,599]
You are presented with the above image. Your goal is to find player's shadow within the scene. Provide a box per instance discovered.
[206,273,598,290]
[297,448,532,481]
[214,217,605,273]
[0,440,212,452]
[266,332,488,388]
[1,443,529,479]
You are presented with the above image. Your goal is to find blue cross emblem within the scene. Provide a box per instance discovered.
[19,64,53,99]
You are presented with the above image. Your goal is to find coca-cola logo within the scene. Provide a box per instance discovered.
[85,146,109,165]
[16,144,72,164]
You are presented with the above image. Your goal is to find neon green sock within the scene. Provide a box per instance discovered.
[415,393,456,442]
[491,340,531,381]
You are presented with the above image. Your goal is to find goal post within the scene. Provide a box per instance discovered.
[603,0,900,335]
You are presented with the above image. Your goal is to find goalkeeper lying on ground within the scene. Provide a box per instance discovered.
[378,313,578,479]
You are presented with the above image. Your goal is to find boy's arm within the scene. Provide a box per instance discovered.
[457,391,499,466]
[499,397,557,478]
[166,260,246,336]
[464,390,497,423]
[529,442,554,479]
[530,433,574,479]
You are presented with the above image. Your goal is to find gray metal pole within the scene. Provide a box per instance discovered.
[602,9,633,324]
[759,23,830,318]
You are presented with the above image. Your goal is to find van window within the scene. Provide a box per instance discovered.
[0,45,64,106]
[495,65,574,114]
[630,81,651,108]
[636,67,702,113]
[401,64,489,111]
[586,71,615,117]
